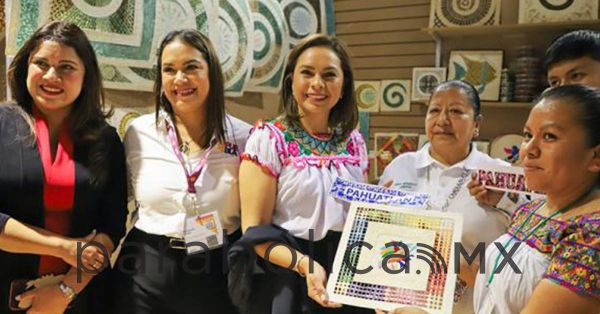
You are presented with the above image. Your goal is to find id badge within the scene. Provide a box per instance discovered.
[184,210,224,255]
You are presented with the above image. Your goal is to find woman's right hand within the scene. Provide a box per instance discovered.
[299,259,342,308]
[467,173,503,207]
[60,231,106,270]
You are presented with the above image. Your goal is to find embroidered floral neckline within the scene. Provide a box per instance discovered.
[272,117,354,157]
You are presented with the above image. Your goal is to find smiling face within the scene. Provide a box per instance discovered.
[520,98,599,194]
[161,39,210,116]
[425,88,479,156]
[547,56,600,89]
[292,46,344,119]
[26,40,85,117]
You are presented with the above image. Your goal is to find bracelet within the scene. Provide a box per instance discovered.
[294,254,308,277]
[453,277,468,303]
[58,281,77,303]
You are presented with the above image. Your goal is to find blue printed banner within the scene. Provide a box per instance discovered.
[329,177,429,207]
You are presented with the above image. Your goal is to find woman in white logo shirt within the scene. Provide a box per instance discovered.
[112,29,251,313]
[378,80,521,314]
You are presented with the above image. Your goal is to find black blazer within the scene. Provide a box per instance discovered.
[0,104,128,313]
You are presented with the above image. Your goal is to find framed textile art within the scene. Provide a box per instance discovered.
[448,50,503,101]
[411,68,446,102]
[327,202,463,313]
[380,80,411,112]
[356,81,381,113]
[429,0,501,28]
[374,133,419,179]
[518,0,598,24]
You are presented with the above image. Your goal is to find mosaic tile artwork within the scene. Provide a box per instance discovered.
[327,202,462,313]
[356,81,380,113]
[246,0,289,93]
[380,80,411,112]
[217,0,253,96]
[429,0,501,28]
[8,0,160,68]
[279,0,334,47]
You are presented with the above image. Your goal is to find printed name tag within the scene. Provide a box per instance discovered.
[329,176,429,207]
[475,165,544,197]
[184,211,224,254]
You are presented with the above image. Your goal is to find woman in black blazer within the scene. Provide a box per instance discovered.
[0,21,127,313]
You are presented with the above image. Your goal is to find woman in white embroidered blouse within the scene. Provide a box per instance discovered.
[112,29,251,313]
[239,34,370,313]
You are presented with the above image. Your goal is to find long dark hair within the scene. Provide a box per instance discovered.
[281,34,358,135]
[7,21,111,186]
[154,29,226,146]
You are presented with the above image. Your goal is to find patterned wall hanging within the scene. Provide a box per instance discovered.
[216,0,254,97]
[448,50,503,101]
[8,0,161,68]
[246,0,289,93]
[380,80,411,112]
[519,0,599,23]
[327,202,462,313]
[279,0,334,47]
[490,134,524,164]
[429,0,501,28]
[374,133,419,178]
[356,81,381,113]
[411,68,446,102]
[103,0,200,92]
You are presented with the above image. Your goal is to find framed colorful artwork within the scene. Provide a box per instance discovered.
[519,0,598,23]
[448,50,503,101]
[412,68,446,102]
[429,0,501,28]
[374,133,419,178]
[490,134,524,165]
[356,81,381,112]
[327,202,463,313]
[380,80,411,112]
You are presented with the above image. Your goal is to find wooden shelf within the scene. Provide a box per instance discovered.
[481,101,534,109]
[422,20,600,40]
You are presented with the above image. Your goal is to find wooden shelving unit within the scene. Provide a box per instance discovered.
[422,20,600,40]
[422,20,600,67]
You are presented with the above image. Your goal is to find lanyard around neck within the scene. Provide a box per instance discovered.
[486,189,593,286]
[165,120,213,194]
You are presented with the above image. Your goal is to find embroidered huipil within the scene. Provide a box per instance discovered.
[242,117,369,240]
[474,199,600,314]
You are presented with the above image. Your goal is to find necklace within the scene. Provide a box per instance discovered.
[486,188,593,286]
[179,140,190,154]
[425,168,471,212]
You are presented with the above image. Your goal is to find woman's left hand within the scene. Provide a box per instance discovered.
[303,261,342,308]
[17,285,69,314]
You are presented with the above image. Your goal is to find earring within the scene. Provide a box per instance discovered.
[474,129,480,137]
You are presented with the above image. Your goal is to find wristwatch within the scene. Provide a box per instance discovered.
[58,281,77,303]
